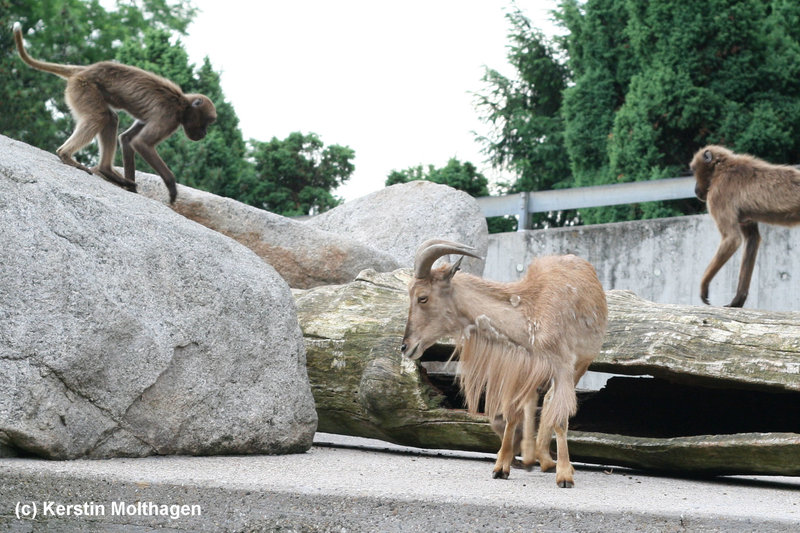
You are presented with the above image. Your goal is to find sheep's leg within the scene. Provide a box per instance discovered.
[490,414,505,439]
[489,415,522,454]
[492,412,520,479]
[521,393,538,470]
[535,387,557,472]
[491,414,526,469]
[554,420,575,488]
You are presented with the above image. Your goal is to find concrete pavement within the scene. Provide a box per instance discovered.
[1,433,798,532]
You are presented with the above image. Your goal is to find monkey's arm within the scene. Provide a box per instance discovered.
[120,121,178,203]
[134,144,177,204]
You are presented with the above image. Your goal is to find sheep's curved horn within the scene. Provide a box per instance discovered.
[413,239,482,279]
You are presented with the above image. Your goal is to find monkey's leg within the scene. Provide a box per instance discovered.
[128,123,178,203]
[700,233,742,305]
[57,82,105,175]
[56,121,98,175]
[93,110,136,192]
[728,222,761,308]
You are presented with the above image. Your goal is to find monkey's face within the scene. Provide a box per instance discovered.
[183,95,217,141]
[694,171,710,202]
[690,147,720,202]
[690,146,733,192]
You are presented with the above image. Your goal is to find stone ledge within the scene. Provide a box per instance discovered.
[0,434,797,532]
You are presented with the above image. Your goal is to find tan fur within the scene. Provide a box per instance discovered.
[14,23,217,203]
[691,145,800,307]
[402,249,607,487]
[457,320,553,423]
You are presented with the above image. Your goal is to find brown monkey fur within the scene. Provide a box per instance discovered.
[13,22,216,203]
[691,145,800,307]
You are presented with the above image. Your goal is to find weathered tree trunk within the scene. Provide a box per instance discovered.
[294,269,800,476]
[598,290,800,391]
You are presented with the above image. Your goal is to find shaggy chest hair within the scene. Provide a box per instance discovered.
[455,315,557,421]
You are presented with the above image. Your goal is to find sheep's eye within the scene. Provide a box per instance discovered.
[418,295,428,304]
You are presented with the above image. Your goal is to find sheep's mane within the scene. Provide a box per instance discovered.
[454,315,569,425]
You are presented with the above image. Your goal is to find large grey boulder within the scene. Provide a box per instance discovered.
[137,176,402,289]
[0,135,317,459]
[306,181,489,275]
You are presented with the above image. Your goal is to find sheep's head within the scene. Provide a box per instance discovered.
[400,239,482,360]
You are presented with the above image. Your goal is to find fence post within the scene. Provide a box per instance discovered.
[516,191,530,232]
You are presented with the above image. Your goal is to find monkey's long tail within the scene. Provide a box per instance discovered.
[13,22,83,79]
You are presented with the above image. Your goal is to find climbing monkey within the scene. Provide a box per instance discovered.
[13,22,216,203]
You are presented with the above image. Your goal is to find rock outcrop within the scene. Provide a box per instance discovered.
[306,181,489,275]
[136,176,401,289]
[0,135,317,459]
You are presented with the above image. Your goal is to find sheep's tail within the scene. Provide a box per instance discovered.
[539,372,578,431]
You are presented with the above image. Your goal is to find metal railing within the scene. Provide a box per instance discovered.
[476,176,697,231]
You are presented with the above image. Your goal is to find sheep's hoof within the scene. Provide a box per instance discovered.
[492,469,509,480]
[522,461,535,472]
[557,479,574,489]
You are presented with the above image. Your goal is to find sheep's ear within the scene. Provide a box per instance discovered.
[445,257,463,281]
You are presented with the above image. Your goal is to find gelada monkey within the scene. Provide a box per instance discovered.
[691,145,800,307]
[13,22,216,203]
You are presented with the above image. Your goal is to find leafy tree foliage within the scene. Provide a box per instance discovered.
[475,9,575,228]
[480,1,800,225]
[476,10,570,194]
[558,0,638,223]
[249,132,355,216]
[1,0,252,205]
[387,158,489,196]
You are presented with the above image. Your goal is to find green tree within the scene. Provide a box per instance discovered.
[480,1,800,225]
[475,8,573,228]
[558,0,641,223]
[387,158,489,197]
[249,132,355,216]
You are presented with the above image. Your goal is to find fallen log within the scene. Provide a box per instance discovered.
[294,269,800,476]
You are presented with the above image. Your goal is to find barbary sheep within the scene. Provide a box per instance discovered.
[400,239,607,487]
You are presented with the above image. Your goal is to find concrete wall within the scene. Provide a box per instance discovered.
[484,214,800,311]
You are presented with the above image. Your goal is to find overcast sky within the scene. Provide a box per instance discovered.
[182,1,560,201]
